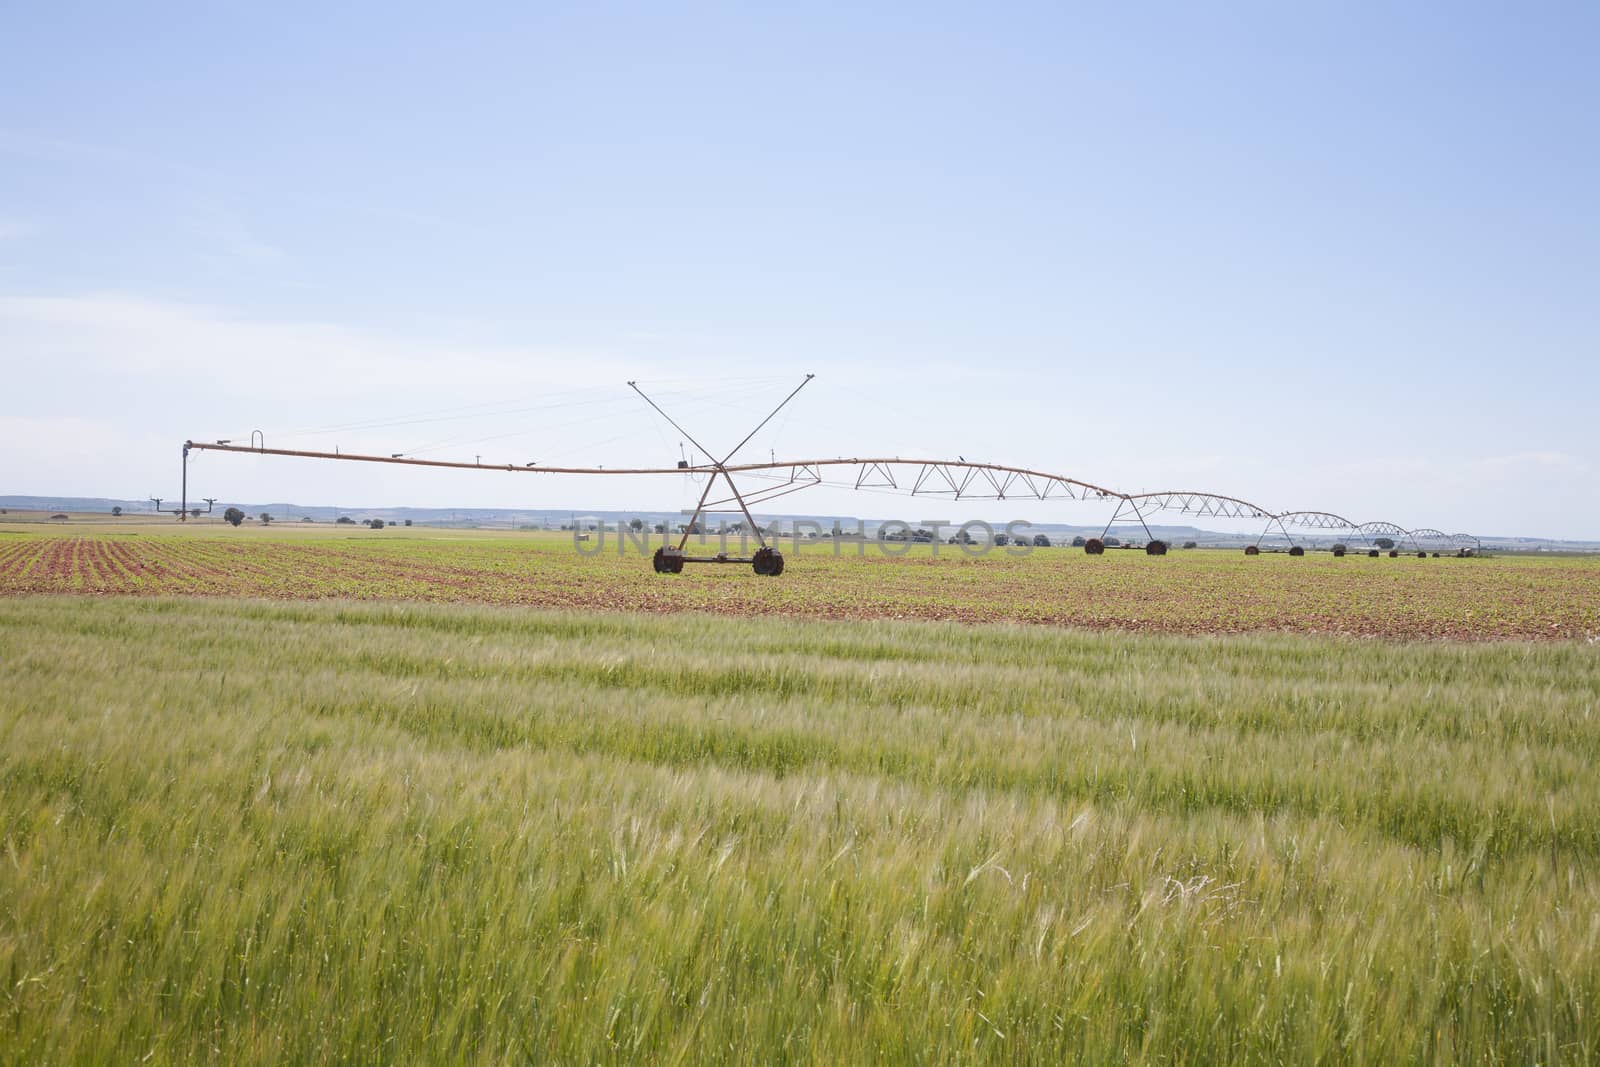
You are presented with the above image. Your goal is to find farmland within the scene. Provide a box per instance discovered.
[2,523,1598,1062]
[2,595,1598,1063]
[0,523,1596,639]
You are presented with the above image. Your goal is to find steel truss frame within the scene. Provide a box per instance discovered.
[178,388,1480,569]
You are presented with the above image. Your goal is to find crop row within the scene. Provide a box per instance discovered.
[0,532,1595,640]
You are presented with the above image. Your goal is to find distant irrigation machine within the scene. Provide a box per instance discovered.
[178,376,1480,576]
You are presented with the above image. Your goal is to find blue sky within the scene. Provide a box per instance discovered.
[2,2,1596,536]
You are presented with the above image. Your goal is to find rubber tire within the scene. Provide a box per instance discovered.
[1244,545,1260,556]
[1288,546,1305,557]
[1145,540,1168,556]
[1084,538,1105,555]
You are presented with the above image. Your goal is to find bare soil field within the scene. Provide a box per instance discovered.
[1,524,1594,640]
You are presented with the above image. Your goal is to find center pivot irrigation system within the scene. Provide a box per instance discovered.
[179,375,1480,575]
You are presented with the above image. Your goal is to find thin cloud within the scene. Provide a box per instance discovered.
[188,209,288,265]
[1475,451,1589,477]
[0,291,638,389]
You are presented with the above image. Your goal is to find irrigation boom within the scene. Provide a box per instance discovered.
[182,441,1125,490]
[177,379,1480,573]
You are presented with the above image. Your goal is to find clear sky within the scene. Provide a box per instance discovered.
[3,3,1596,537]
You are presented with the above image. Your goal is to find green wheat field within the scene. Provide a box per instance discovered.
[3,593,1598,1063]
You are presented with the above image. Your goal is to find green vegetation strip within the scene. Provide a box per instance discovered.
[2,597,1598,1062]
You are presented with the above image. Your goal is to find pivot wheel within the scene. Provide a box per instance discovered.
[652,547,684,574]
[751,547,785,576]
[1083,538,1106,555]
